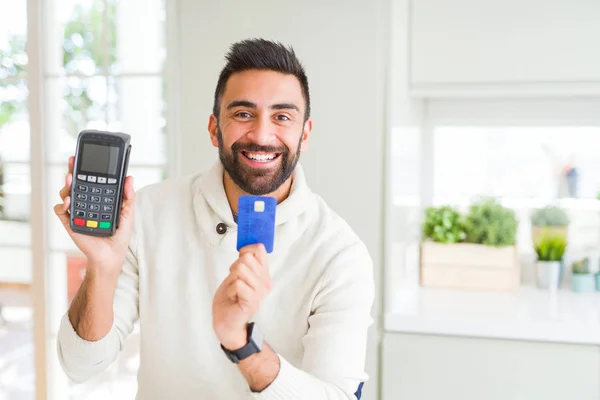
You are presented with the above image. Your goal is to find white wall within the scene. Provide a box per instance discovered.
[385,0,425,309]
[409,0,600,96]
[383,4,600,399]
[382,333,600,400]
[174,0,389,398]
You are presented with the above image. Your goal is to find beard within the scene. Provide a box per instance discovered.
[217,125,302,195]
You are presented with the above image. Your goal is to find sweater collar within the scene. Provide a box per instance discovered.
[195,160,313,227]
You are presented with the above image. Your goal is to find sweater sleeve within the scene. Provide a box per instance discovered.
[56,231,140,383]
[251,241,375,400]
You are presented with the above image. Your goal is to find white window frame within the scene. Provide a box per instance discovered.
[420,97,600,206]
[24,0,182,397]
[385,96,600,311]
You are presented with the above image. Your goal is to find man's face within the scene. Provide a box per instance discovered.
[209,70,312,195]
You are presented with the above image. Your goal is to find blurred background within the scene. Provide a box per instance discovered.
[1,0,600,399]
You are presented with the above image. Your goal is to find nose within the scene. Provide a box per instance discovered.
[246,115,275,145]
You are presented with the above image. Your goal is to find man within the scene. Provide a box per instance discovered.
[55,38,374,399]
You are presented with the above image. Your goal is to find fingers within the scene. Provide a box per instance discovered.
[226,279,254,306]
[59,156,75,201]
[53,198,69,221]
[53,196,72,233]
[55,157,75,233]
[119,176,136,221]
[63,193,71,212]
[59,172,72,200]
[239,243,268,266]
[230,258,268,293]
[221,250,272,311]
[123,176,135,201]
[236,251,271,290]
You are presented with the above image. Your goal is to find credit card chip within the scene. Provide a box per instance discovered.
[254,200,265,212]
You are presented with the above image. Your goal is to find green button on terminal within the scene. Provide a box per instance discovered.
[99,221,111,229]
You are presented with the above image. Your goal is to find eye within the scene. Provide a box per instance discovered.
[275,114,290,121]
[235,111,252,119]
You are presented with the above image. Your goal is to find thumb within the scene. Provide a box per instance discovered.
[119,176,136,221]
[53,196,73,233]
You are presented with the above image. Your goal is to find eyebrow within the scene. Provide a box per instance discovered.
[271,103,299,112]
[226,100,299,112]
[226,100,256,110]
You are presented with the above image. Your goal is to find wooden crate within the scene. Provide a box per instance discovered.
[420,241,520,291]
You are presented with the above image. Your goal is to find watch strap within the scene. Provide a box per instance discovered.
[221,322,262,363]
[221,340,259,363]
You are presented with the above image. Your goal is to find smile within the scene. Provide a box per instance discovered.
[241,151,281,163]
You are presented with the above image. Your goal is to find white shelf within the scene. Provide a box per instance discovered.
[393,195,600,211]
[384,284,600,345]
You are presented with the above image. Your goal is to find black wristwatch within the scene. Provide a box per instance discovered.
[221,322,264,363]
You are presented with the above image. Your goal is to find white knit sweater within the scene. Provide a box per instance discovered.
[57,160,375,399]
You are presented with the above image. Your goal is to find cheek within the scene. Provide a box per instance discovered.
[221,125,245,148]
[281,134,302,151]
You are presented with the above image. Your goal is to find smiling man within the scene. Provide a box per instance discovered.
[55,38,374,399]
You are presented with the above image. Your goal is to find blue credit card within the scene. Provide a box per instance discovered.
[236,195,277,253]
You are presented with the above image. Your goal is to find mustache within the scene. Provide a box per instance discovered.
[232,142,288,154]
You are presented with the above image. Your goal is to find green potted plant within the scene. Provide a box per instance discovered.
[530,206,569,244]
[533,232,567,290]
[420,197,520,291]
[571,257,595,293]
[463,197,518,247]
[422,205,466,244]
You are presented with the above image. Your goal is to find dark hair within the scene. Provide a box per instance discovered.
[212,38,310,122]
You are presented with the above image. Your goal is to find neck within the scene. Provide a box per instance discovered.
[223,172,293,215]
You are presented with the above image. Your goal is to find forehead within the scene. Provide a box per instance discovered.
[222,69,304,109]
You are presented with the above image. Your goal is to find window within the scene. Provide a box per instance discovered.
[0,2,35,398]
[45,0,167,186]
[0,2,29,219]
[0,0,168,398]
[388,99,600,300]
[430,124,600,256]
[47,1,167,397]
[433,126,600,204]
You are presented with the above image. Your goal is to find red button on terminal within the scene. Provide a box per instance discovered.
[74,218,85,226]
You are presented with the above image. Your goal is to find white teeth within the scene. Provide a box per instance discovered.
[246,152,276,162]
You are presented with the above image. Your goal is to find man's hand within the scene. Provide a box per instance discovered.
[54,156,136,341]
[54,155,136,278]
[213,243,272,350]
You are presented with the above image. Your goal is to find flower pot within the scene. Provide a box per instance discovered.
[595,274,600,291]
[536,260,562,290]
[531,226,568,244]
[572,273,595,293]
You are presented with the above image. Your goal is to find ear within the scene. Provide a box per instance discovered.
[208,114,219,148]
[299,118,313,152]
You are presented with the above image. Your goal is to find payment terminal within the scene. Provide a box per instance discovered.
[69,130,131,237]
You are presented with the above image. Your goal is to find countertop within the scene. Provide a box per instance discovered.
[384,284,600,345]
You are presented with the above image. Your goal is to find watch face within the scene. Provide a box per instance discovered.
[249,323,264,350]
